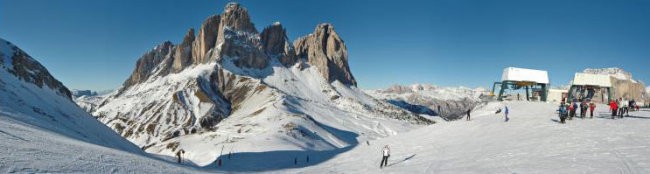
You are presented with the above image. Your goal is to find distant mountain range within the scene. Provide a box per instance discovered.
[366,84,487,120]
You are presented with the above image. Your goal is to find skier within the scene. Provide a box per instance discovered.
[558,103,568,124]
[609,100,618,119]
[466,109,471,121]
[573,102,579,119]
[623,99,630,116]
[568,102,575,120]
[619,98,626,118]
[579,101,586,118]
[589,102,596,118]
[504,106,510,122]
[380,145,390,168]
[176,149,185,164]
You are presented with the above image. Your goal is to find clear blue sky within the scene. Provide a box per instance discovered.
[2,0,649,91]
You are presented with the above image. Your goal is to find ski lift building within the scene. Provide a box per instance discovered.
[491,67,549,101]
[568,73,613,103]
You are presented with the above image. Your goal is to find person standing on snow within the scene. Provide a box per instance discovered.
[589,102,596,118]
[573,102,579,119]
[618,98,626,118]
[568,102,576,120]
[176,149,185,164]
[622,98,629,116]
[466,109,471,121]
[380,145,390,168]
[610,100,618,119]
[558,103,568,124]
[504,106,510,122]
[579,101,586,118]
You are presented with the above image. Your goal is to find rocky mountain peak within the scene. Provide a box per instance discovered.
[294,23,357,86]
[220,2,257,33]
[260,22,296,66]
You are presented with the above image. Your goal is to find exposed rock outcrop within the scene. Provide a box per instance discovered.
[294,23,357,86]
[172,29,195,72]
[124,41,174,88]
[261,22,297,66]
[192,15,220,64]
[219,29,268,69]
[215,3,267,69]
[219,2,257,34]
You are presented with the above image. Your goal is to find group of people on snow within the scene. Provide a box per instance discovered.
[558,97,642,123]
[609,98,640,119]
[557,100,595,124]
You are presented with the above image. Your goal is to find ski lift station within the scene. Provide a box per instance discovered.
[567,73,613,103]
[491,67,549,102]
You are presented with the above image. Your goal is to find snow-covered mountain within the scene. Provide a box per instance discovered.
[92,2,432,166]
[366,84,488,120]
[0,38,142,154]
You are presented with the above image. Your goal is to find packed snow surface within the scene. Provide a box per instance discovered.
[290,101,650,173]
[0,118,206,173]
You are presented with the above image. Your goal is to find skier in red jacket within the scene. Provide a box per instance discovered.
[589,102,596,118]
[609,100,618,119]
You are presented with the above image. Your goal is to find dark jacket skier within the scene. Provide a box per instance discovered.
[176,149,185,163]
[558,104,568,124]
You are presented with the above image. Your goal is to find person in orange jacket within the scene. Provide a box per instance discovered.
[609,100,618,119]
[589,102,596,118]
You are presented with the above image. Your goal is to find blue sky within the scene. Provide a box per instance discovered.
[1,0,649,91]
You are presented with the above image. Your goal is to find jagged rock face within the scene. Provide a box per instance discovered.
[172,29,195,72]
[124,41,174,88]
[219,27,269,69]
[261,23,297,66]
[192,15,220,64]
[294,24,357,86]
[1,40,71,99]
[214,3,268,69]
[220,2,257,34]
